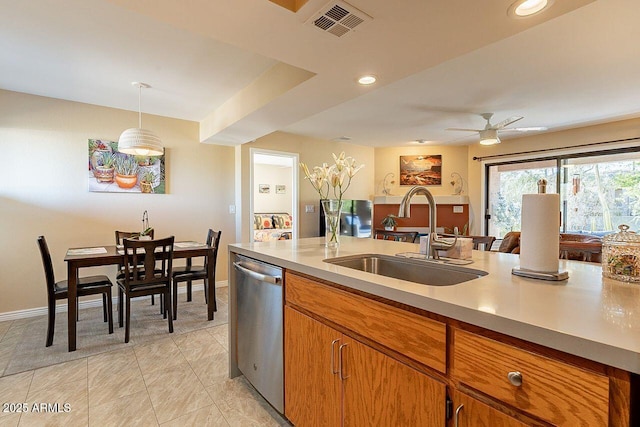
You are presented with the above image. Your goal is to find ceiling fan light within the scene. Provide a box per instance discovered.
[479,129,500,145]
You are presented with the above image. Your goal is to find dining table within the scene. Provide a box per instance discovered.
[64,241,216,352]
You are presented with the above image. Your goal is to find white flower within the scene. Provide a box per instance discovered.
[300,153,364,202]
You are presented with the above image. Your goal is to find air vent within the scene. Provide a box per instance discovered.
[305,1,372,38]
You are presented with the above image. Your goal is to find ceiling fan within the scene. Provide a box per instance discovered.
[446,113,547,145]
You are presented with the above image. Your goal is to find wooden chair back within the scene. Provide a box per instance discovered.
[207,229,222,277]
[37,236,56,301]
[122,236,174,289]
[470,235,496,251]
[374,229,419,243]
[115,229,154,245]
[115,230,155,271]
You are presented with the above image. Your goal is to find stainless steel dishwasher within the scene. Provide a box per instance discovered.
[232,254,284,413]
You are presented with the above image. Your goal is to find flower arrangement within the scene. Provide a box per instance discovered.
[300,152,364,201]
[300,152,364,246]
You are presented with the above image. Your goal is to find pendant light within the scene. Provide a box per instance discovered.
[118,82,164,156]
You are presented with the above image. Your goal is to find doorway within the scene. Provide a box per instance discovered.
[250,148,299,242]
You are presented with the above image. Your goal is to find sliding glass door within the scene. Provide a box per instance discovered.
[562,153,640,235]
[487,159,557,238]
[485,149,640,239]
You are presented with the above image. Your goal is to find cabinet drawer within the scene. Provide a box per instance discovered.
[286,272,447,373]
[453,329,609,426]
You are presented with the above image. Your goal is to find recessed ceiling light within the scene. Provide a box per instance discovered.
[357,75,377,85]
[508,0,552,18]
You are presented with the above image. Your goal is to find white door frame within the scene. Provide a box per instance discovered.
[249,148,299,241]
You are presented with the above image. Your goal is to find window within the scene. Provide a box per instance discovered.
[487,159,557,238]
[486,149,640,238]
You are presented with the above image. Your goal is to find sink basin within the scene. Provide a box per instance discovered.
[323,253,487,286]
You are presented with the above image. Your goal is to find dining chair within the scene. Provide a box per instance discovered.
[115,229,155,278]
[115,230,161,308]
[117,236,174,343]
[470,235,497,251]
[172,229,222,320]
[373,229,419,243]
[38,236,113,347]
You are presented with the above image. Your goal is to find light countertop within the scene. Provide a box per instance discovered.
[229,236,640,374]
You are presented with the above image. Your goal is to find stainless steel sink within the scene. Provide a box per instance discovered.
[323,253,487,286]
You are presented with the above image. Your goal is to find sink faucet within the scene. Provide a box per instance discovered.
[398,186,456,259]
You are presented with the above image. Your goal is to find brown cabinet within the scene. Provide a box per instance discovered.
[450,390,528,427]
[452,329,610,426]
[285,272,447,373]
[285,299,446,426]
[342,334,446,426]
[283,271,632,426]
[284,306,340,426]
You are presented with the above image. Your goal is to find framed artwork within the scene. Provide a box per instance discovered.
[399,155,442,186]
[276,185,286,194]
[259,184,270,193]
[88,139,166,193]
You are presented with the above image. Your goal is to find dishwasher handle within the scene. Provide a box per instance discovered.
[234,262,282,285]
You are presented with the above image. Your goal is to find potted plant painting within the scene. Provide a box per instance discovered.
[139,170,156,193]
[382,214,398,231]
[94,151,116,183]
[89,139,113,177]
[114,156,139,189]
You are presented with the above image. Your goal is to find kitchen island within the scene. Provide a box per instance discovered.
[229,236,639,426]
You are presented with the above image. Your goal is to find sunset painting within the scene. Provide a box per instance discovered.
[399,155,442,186]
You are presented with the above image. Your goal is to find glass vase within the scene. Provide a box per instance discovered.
[321,199,343,248]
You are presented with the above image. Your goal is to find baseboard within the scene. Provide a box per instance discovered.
[0,280,228,323]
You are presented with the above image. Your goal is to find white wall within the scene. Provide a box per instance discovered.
[0,90,236,314]
[241,132,375,241]
[253,164,293,214]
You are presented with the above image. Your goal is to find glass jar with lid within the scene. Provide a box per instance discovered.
[602,225,640,282]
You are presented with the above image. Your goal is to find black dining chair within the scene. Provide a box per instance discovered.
[37,236,113,347]
[374,229,419,243]
[114,229,156,279]
[117,236,174,343]
[172,229,221,320]
[470,235,497,251]
[115,230,162,308]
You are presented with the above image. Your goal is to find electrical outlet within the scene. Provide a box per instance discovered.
[228,205,236,214]
[305,204,315,213]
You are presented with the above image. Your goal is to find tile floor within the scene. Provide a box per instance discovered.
[0,289,290,427]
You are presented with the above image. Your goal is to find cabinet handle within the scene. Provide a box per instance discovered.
[330,339,340,375]
[508,371,523,387]
[339,343,349,380]
[454,404,464,427]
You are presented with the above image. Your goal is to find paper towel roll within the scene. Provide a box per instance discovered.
[520,193,560,273]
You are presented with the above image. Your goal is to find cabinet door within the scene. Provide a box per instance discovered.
[284,307,341,426]
[342,336,446,427]
[451,390,528,427]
